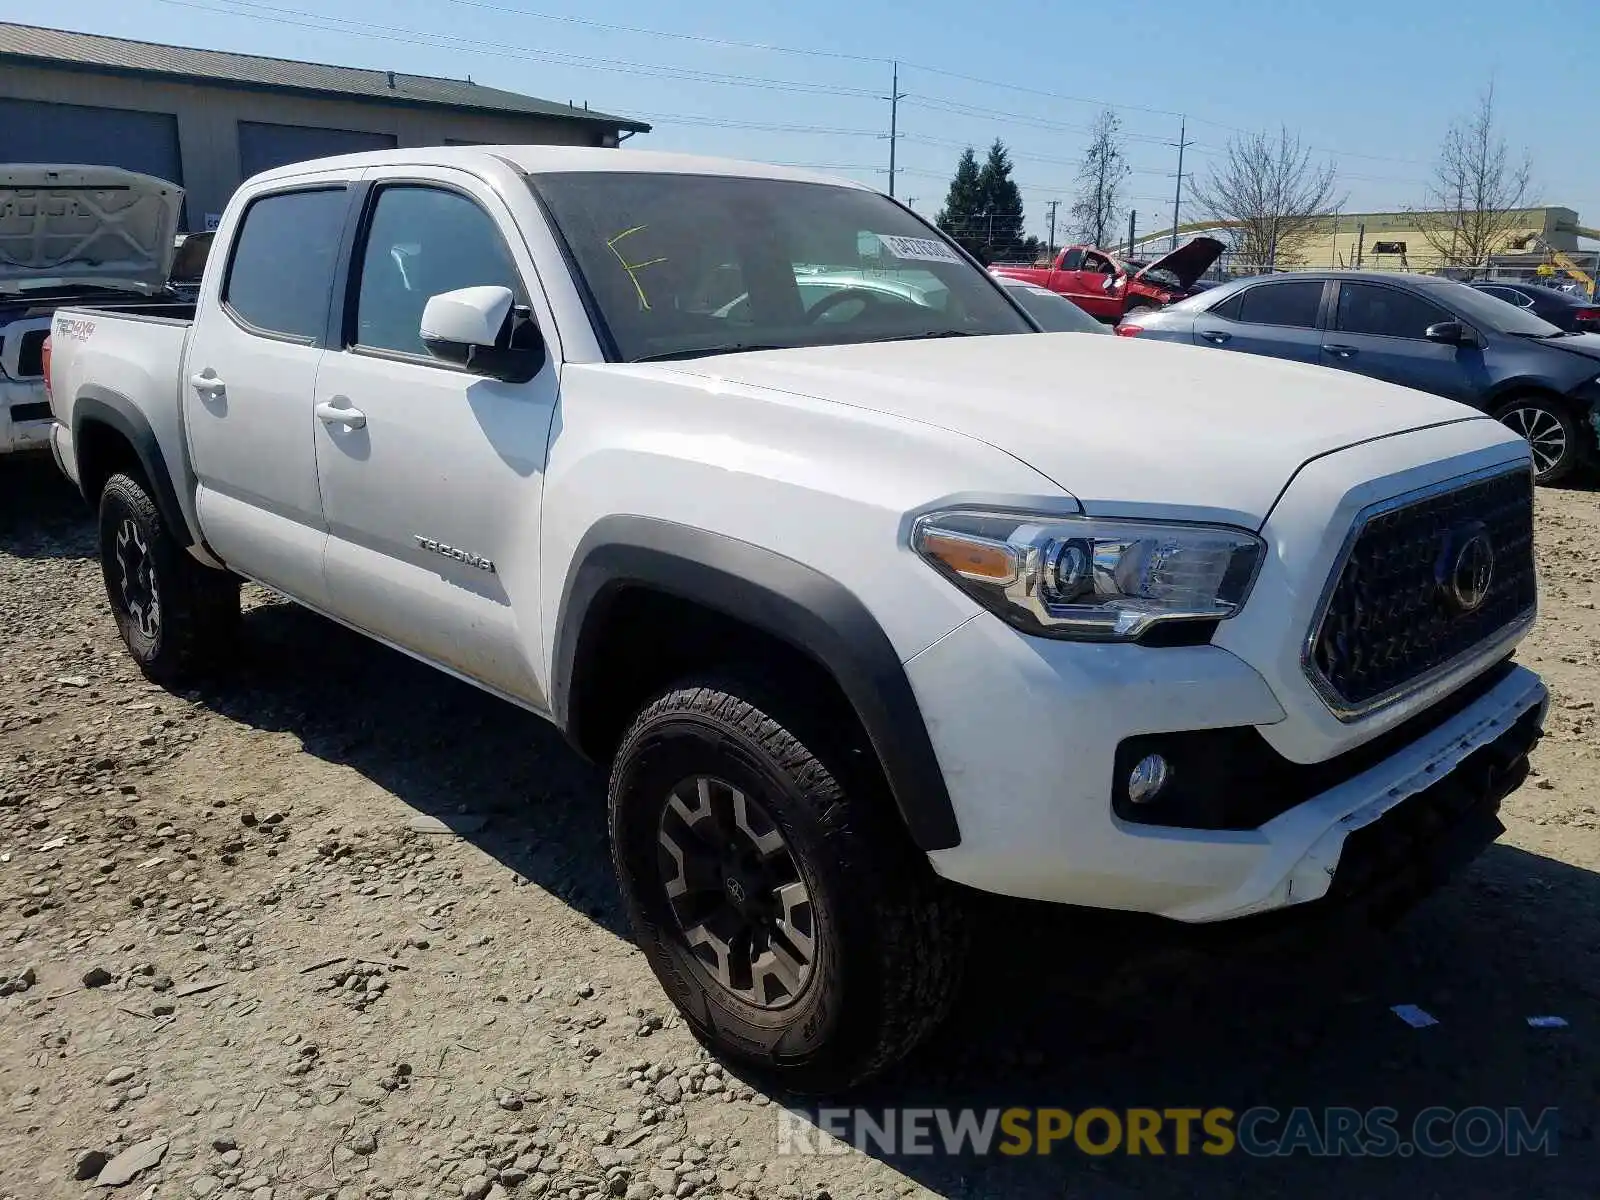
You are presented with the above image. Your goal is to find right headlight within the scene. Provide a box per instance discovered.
[912,508,1264,642]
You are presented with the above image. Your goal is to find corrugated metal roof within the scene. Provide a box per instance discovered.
[0,21,650,132]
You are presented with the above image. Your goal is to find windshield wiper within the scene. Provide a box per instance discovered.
[631,344,789,362]
[876,330,976,343]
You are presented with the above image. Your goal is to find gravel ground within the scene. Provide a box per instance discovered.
[2,453,1597,1200]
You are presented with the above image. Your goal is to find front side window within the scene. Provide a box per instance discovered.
[530,172,1031,362]
[1335,283,1450,339]
[354,186,523,356]
[223,188,347,341]
[1233,280,1324,328]
[1060,248,1085,271]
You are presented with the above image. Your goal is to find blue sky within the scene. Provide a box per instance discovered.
[10,0,1599,241]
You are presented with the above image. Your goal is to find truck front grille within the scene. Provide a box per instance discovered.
[1305,465,1536,718]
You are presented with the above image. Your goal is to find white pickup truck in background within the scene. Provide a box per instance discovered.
[45,145,1548,1092]
[0,165,194,456]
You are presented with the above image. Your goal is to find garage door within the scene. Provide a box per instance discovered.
[238,122,397,179]
[0,98,183,185]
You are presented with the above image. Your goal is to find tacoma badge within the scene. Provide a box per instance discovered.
[414,535,495,572]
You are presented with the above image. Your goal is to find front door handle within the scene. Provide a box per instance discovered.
[315,400,367,430]
[190,370,224,394]
[1200,331,1231,344]
[1323,344,1358,359]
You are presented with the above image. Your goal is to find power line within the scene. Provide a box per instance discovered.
[436,0,885,63]
[148,0,883,97]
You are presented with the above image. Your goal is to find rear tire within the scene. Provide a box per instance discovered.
[98,472,240,682]
[1494,396,1582,484]
[607,678,967,1094]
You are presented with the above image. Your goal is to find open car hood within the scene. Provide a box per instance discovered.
[0,165,184,295]
[1133,236,1225,291]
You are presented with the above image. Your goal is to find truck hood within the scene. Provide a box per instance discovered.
[658,333,1491,527]
[1132,237,1225,290]
[0,165,184,295]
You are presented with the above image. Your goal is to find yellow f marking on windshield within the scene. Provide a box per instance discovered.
[606,225,668,311]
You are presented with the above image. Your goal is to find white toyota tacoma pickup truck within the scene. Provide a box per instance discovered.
[45,146,1548,1091]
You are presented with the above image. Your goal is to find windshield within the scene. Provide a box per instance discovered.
[529,172,1031,361]
[1002,283,1108,333]
[1441,281,1565,336]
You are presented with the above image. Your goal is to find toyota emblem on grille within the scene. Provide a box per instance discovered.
[1437,522,1495,613]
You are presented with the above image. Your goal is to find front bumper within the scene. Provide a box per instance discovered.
[910,609,1547,922]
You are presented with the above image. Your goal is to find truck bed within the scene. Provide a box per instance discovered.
[46,305,196,519]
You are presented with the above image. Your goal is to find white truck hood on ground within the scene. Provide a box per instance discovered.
[658,333,1494,527]
[0,165,183,295]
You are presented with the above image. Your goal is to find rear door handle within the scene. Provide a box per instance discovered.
[1200,331,1231,344]
[1323,344,1358,358]
[190,370,224,394]
[315,400,367,430]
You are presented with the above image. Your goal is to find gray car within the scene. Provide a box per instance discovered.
[995,277,1112,334]
[1122,271,1600,483]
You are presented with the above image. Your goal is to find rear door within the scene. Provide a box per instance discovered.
[1191,278,1329,362]
[182,175,358,606]
[1322,281,1483,403]
[311,169,561,706]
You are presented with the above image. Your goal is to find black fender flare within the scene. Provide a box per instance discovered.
[71,388,193,543]
[552,516,961,852]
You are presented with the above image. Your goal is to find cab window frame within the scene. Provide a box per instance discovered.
[342,179,532,372]
[220,184,354,347]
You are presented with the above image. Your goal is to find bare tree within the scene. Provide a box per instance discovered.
[1069,109,1128,249]
[1192,126,1340,270]
[1418,83,1533,276]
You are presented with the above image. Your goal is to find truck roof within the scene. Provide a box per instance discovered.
[246,145,875,192]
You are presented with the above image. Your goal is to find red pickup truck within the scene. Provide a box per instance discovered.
[990,237,1224,322]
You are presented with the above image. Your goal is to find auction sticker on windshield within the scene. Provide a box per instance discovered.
[877,235,962,264]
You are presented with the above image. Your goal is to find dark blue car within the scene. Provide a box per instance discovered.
[1122,271,1600,483]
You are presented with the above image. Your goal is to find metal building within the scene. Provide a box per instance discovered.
[0,22,650,230]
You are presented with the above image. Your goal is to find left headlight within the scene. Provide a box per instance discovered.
[912,508,1264,642]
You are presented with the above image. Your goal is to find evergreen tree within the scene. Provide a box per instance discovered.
[976,140,1026,260]
[935,147,985,254]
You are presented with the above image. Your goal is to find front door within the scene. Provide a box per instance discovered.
[311,172,560,707]
[1322,281,1484,404]
[181,180,354,607]
[1067,250,1123,320]
[1192,278,1328,363]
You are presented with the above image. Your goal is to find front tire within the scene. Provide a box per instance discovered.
[1494,396,1583,484]
[608,679,967,1093]
[98,472,240,681]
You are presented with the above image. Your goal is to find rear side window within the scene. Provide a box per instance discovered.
[1335,283,1451,339]
[223,188,348,342]
[1481,286,1531,308]
[1233,280,1324,328]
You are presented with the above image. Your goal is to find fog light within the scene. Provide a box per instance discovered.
[1127,754,1172,804]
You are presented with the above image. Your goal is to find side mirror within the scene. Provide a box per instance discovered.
[1425,320,1474,346]
[420,285,544,382]
[1102,274,1119,294]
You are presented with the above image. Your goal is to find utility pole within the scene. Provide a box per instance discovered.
[1045,200,1059,257]
[1169,116,1192,251]
[885,61,907,199]
[1126,210,1137,260]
